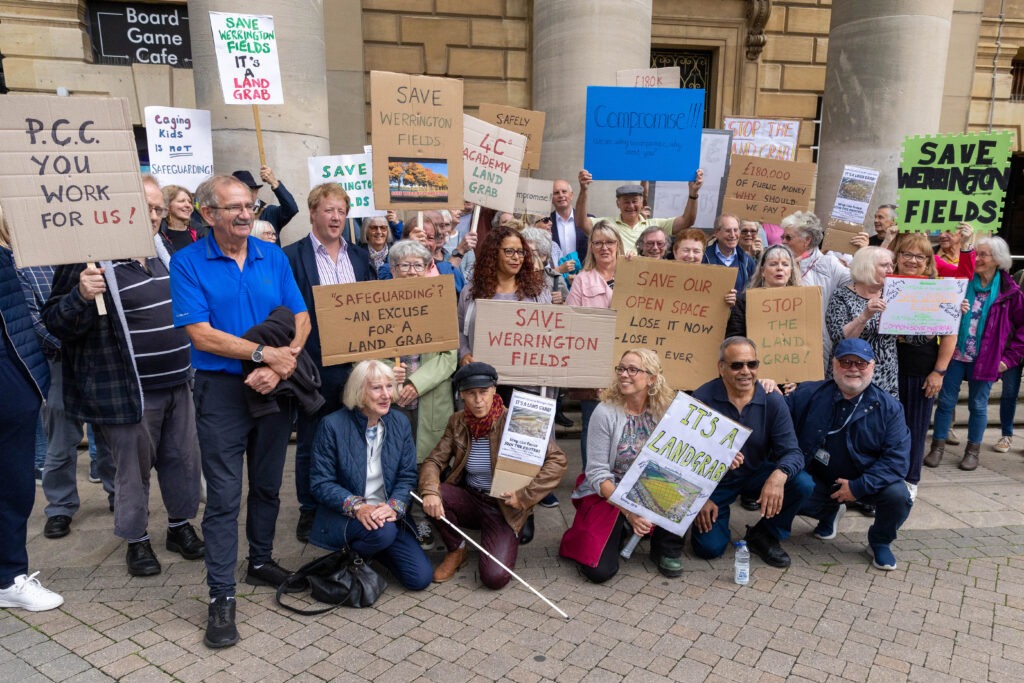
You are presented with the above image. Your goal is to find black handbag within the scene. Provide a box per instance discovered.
[275,546,387,615]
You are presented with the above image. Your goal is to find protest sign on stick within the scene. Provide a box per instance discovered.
[609,392,751,537]
[615,66,680,89]
[879,277,968,335]
[145,106,214,192]
[370,71,463,211]
[720,155,816,225]
[897,131,1013,233]
[0,95,155,269]
[612,259,735,390]
[491,390,557,496]
[477,103,545,171]
[472,301,617,388]
[723,116,800,161]
[746,287,824,384]
[312,275,458,366]
[584,86,704,180]
[463,114,527,213]
[831,165,879,225]
[307,150,385,218]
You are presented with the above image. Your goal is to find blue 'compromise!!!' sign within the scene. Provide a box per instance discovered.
[584,86,704,181]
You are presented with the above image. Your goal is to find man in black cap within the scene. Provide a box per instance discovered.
[419,363,567,588]
[232,165,299,234]
[574,168,704,255]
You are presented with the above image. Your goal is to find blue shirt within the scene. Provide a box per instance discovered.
[170,234,307,375]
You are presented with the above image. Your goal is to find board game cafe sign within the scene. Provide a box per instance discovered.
[88,1,192,67]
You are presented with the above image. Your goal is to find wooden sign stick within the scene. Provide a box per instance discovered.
[252,104,266,167]
[348,218,356,245]
[469,205,481,235]
[86,261,107,316]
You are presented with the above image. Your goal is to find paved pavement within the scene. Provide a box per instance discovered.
[3,427,1024,682]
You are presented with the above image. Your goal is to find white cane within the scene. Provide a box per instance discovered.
[411,491,569,620]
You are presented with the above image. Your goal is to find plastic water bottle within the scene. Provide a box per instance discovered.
[734,540,750,585]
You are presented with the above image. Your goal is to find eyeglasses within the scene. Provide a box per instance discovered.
[367,225,389,233]
[148,205,167,217]
[898,252,927,263]
[396,262,426,273]
[837,358,871,370]
[592,240,618,249]
[740,229,758,236]
[614,365,650,377]
[211,203,256,215]
[726,360,760,370]
[502,248,526,259]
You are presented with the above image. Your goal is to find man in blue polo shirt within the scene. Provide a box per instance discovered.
[170,174,309,649]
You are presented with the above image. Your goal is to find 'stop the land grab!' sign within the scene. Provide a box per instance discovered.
[897,132,1013,233]
[209,12,283,105]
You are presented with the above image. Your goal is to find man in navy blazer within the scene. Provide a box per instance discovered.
[284,183,376,542]
[550,179,589,263]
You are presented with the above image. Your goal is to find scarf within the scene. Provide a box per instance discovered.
[464,393,504,440]
[957,271,1000,355]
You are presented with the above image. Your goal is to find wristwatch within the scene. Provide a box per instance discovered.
[251,344,265,363]
[452,250,464,259]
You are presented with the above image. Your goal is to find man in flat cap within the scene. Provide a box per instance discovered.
[574,169,704,255]
[232,165,299,234]
[419,363,567,588]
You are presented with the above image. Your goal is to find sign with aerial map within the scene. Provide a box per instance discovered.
[609,392,751,536]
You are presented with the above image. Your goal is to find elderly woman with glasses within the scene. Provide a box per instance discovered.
[359,216,393,275]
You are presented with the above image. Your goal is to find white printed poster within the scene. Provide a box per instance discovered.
[879,277,968,336]
[831,165,880,225]
[144,106,214,192]
[209,12,284,105]
[609,392,750,536]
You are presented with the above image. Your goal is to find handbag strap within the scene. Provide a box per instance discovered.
[274,548,353,616]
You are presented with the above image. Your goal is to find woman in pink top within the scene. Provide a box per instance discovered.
[934,222,976,279]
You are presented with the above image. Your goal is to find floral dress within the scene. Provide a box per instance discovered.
[825,285,898,397]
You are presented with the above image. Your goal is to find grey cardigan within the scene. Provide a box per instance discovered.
[574,401,635,499]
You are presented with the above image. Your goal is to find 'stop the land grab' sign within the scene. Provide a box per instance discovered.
[0,94,156,268]
[209,12,283,105]
[897,131,1013,233]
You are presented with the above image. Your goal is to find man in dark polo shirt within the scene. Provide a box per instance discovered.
[170,174,309,649]
[43,175,204,579]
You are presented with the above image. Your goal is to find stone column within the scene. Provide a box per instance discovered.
[814,0,955,222]
[187,0,329,245]
[533,0,653,218]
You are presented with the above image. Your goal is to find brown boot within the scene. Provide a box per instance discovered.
[432,546,468,583]
[923,439,945,468]
[959,442,980,471]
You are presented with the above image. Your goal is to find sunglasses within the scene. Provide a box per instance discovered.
[726,360,760,370]
[837,358,871,370]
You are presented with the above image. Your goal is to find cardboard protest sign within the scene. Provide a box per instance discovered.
[721,155,816,224]
[615,66,680,89]
[307,150,385,218]
[609,392,751,537]
[821,218,864,257]
[0,95,156,268]
[746,287,824,384]
[463,114,527,213]
[209,12,283,105]
[312,275,458,365]
[583,86,704,181]
[477,103,545,171]
[879,276,968,335]
[612,259,735,390]
[515,177,553,216]
[651,129,732,229]
[831,165,879,225]
[144,106,213,192]
[723,116,800,161]
[897,131,1013,233]
[472,301,617,388]
[491,390,557,496]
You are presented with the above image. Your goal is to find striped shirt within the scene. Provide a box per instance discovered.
[464,436,493,491]
[310,232,356,286]
[114,258,191,389]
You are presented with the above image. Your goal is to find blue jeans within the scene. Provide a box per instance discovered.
[0,351,41,586]
[999,363,1023,437]
[800,476,911,547]
[931,359,993,445]
[34,416,46,471]
[690,461,813,559]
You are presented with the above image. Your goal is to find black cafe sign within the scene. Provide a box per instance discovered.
[87,1,192,68]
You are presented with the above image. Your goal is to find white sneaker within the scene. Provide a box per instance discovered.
[994,435,1012,453]
[946,427,961,445]
[0,572,64,612]
[906,481,918,503]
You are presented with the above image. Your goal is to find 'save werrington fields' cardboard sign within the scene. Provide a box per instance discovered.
[721,155,816,224]
[209,12,283,104]
[313,275,458,365]
[371,71,463,211]
[472,301,617,388]
[0,95,156,268]
[144,106,214,192]
[746,286,824,384]
[463,114,527,213]
[612,259,735,391]
[477,103,545,171]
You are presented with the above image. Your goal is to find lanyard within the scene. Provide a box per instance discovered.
[827,394,863,436]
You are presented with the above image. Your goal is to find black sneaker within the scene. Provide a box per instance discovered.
[415,519,436,551]
[166,523,205,560]
[743,523,791,568]
[539,493,560,508]
[204,596,239,649]
[851,501,876,517]
[245,559,302,593]
[554,412,574,428]
[126,540,162,577]
[296,509,315,544]
[739,494,760,511]
[518,515,535,545]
